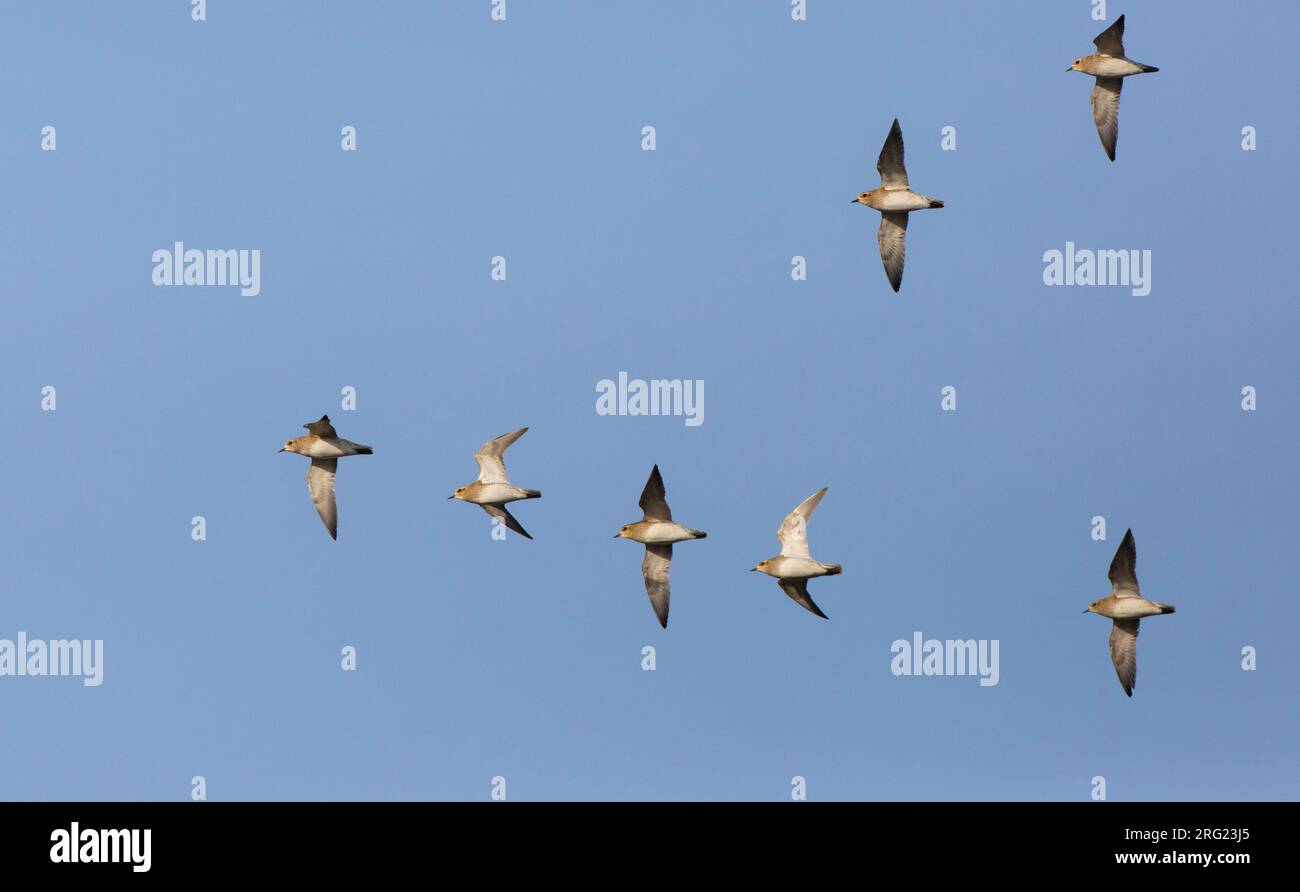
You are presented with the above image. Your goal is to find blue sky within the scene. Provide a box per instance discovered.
[0,0,1296,801]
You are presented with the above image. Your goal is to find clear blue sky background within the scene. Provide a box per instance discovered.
[0,1,1296,801]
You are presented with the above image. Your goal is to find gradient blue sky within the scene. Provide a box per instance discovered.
[1,1,1296,801]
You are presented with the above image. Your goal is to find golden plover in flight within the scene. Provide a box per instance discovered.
[852,118,944,293]
[1083,529,1175,697]
[752,487,842,619]
[450,428,541,539]
[1068,15,1159,161]
[280,414,373,540]
[614,465,707,628]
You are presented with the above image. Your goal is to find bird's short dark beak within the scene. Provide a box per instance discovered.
[278,447,285,453]
[749,567,757,572]
[447,494,455,499]
[849,198,859,204]
[1082,608,1090,614]
[1066,66,1073,72]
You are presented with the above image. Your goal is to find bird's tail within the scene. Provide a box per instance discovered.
[823,563,843,576]
[1140,64,1159,73]
[690,529,707,539]
[1159,603,1175,614]
[522,489,542,499]
[354,445,374,455]
[928,199,944,209]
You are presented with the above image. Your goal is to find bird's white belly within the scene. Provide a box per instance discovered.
[877,190,930,212]
[472,483,525,504]
[769,556,825,579]
[302,440,348,458]
[1090,56,1145,77]
[639,522,697,544]
[1109,598,1164,619]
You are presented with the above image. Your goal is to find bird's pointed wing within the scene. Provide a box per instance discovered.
[306,458,338,539]
[777,487,827,558]
[638,464,672,521]
[877,211,908,292]
[1109,618,1140,696]
[779,579,828,620]
[1093,15,1125,56]
[304,415,337,438]
[876,118,908,188]
[1091,77,1122,161]
[642,543,672,628]
[481,503,532,540]
[474,427,528,484]
[1108,528,1140,598]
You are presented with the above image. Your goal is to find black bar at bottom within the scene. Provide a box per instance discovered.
[0,801,1281,877]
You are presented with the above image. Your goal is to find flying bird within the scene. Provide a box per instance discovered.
[1083,529,1176,697]
[450,427,541,539]
[851,118,944,292]
[614,465,707,628]
[751,488,842,618]
[1067,15,1159,161]
[279,414,373,540]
